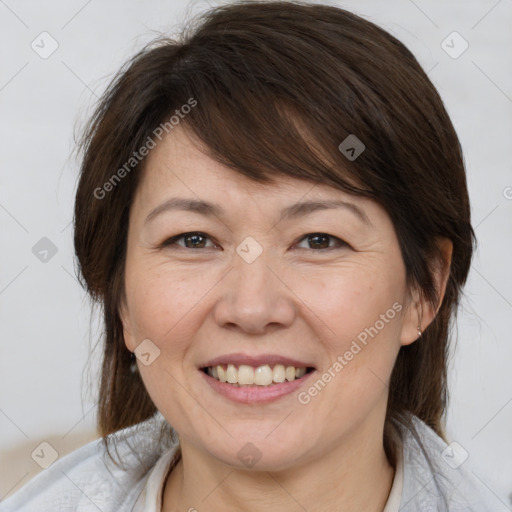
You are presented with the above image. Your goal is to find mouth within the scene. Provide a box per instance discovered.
[198,354,317,404]
[201,364,315,386]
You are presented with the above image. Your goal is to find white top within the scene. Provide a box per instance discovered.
[0,412,501,512]
[129,439,404,512]
[382,436,404,512]
[131,443,179,512]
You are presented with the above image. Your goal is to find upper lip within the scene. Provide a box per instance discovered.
[200,353,315,369]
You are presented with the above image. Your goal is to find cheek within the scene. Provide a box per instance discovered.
[291,269,404,431]
[124,265,210,419]
[124,263,200,352]
[294,259,405,343]
[295,261,405,399]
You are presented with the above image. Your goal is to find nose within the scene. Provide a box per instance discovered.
[213,248,297,335]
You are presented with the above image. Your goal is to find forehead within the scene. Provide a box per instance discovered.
[136,126,364,208]
[140,127,301,195]
[129,127,395,243]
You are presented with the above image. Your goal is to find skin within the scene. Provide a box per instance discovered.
[120,126,452,512]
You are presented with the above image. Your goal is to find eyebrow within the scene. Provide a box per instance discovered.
[144,197,372,227]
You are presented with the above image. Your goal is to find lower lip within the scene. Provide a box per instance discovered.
[200,369,316,404]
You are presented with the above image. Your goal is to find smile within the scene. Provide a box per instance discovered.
[203,364,313,386]
[200,359,316,404]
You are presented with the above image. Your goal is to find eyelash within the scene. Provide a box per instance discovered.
[160,231,349,252]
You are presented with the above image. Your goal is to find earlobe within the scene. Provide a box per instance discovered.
[399,287,425,346]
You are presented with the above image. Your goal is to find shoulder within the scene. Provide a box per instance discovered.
[0,412,176,512]
[395,415,501,511]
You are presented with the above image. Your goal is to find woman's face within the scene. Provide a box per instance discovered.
[120,126,422,470]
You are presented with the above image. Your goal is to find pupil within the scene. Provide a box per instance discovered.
[311,234,328,249]
[187,234,205,248]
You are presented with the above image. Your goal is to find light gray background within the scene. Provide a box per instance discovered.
[1,0,511,507]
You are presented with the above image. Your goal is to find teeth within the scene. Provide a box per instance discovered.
[295,367,306,378]
[217,365,227,382]
[285,366,295,381]
[226,364,237,384]
[238,365,255,385]
[272,364,286,383]
[254,365,273,385]
[206,363,310,386]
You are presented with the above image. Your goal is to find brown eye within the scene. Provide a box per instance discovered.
[295,233,348,251]
[162,232,215,249]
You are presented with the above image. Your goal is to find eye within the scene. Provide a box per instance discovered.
[294,233,348,251]
[161,232,218,250]
[160,231,349,251]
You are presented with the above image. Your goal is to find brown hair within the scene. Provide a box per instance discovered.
[74,0,474,460]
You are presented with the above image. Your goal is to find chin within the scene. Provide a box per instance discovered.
[198,428,312,472]
[214,446,306,472]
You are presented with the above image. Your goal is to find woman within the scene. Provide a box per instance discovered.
[2,1,498,510]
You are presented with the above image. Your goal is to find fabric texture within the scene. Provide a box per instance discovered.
[382,428,404,512]
[0,412,500,511]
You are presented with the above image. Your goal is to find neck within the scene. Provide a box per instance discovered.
[162,420,396,512]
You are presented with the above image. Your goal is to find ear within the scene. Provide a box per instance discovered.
[399,237,453,346]
[119,295,137,352]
